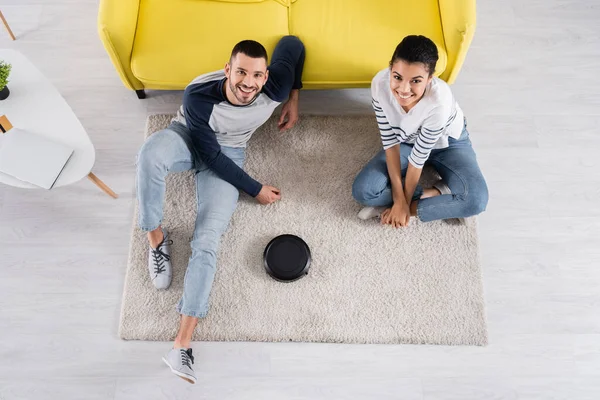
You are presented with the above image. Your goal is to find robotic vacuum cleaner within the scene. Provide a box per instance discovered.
[263,234,311,282]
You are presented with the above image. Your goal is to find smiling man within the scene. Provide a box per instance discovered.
[135,36,305,384]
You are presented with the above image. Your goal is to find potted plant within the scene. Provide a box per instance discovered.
[0,60,12,101]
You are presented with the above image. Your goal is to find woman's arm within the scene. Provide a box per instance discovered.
[404,106,454,201]
[384,145,406,205]
[383,144,412,227]
[403,164,423,205]
[372,76,409,226]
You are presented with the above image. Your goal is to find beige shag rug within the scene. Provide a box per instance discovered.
[119,114,487,346]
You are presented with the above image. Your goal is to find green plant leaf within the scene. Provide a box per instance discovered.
[0,60,12,90]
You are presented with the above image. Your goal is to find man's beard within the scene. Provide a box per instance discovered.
[230,80,259,105]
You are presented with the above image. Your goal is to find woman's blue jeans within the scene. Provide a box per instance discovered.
[352,126,489,222]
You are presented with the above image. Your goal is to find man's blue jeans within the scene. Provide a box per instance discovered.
[136,122,245,318]
[352,126,489,222]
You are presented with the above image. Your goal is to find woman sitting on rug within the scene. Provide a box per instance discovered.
[352,35,488,228]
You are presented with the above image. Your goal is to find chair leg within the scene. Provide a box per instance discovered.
[87,172,118,199]
[136,89,146,99]
[0,10,16,41]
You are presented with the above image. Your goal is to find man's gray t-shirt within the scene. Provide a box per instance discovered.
[171,36,305,197]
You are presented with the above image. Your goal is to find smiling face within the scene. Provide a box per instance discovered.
[224,53,269,106]
[389,60,432,112]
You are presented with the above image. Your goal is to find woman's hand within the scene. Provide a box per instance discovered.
[381,202,411,228]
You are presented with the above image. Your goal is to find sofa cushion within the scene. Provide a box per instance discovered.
[131,0,289,89]
[289,0,447,88]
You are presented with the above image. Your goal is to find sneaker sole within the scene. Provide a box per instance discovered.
[162,357,196,384]
[151,276,172,290]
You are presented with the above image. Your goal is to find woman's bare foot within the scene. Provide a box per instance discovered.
[410,201,418,216]
[420,187,442,199]
[410,187,442,216]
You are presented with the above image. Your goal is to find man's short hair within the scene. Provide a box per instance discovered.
[230,40,268,64]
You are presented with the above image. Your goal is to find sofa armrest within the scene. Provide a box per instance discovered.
[98,0,143,90]
[437,0,476,84]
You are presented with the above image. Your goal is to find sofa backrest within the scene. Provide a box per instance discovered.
[127,0,452,89]
[289,0,447,88]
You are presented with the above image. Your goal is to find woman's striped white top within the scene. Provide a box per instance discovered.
[371,68,465,168]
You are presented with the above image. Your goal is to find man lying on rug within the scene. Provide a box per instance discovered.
[135,36,305,384]
[352,35,489,227]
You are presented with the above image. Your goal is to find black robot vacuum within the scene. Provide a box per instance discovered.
[263,234,311,282]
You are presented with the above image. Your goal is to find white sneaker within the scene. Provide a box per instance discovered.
[148,228,173,290]
[357,206,387,220]
[162,347,196,384]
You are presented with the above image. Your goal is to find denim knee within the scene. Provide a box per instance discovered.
[137,131,177,169]
[352,177,375,203]
[191,225,222,255]
[463,181,489,216]
[137,138,159,171]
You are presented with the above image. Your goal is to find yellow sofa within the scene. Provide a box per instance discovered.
[98,0,475,97]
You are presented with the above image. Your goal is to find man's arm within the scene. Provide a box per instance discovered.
[264,35,305,102]
[182,86,262,197]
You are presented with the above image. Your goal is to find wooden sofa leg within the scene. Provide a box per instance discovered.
[135,89,146,99]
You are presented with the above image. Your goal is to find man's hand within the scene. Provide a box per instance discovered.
[278,90,299,132]
[256,185,281,205]
[381,202,411,228]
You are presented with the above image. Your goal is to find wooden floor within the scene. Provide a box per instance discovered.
[0,1,599,399]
